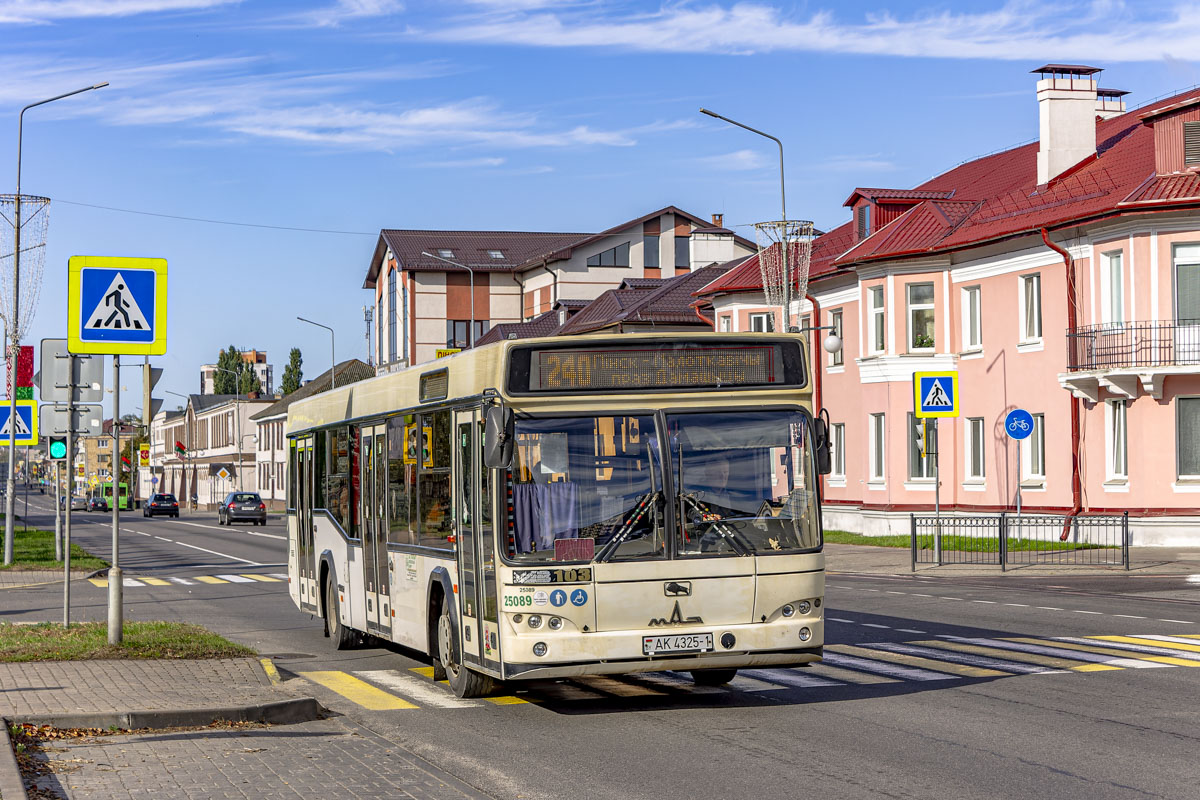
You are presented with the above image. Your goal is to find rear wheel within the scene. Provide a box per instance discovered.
[323,574,355,649]
[690,668,738,686]
[436,596,495,698]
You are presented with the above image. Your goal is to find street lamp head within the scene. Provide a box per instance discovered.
[93,82,110,90]
[823,333,843,355]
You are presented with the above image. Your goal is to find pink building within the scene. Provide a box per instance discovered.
[698,65,1200,545]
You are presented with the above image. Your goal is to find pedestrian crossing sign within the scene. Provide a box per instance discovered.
[913,371,959,418]
[0,399,38,446]
[67,256,168,355]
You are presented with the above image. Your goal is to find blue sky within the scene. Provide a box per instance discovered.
[2,0,1198,415]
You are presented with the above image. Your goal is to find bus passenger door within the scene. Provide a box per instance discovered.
[360,425,382,633]
[374,428,391,637]
[298,436,318,613]
[454,409,482,666]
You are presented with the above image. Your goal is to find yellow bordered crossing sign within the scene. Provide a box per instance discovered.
[0,399,38,446]
[913,371,959,418]
[68,256,168,355]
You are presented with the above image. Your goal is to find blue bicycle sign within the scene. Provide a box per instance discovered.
[1004,409,1034,440]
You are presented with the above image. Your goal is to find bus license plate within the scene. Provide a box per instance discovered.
[642,633,713,656]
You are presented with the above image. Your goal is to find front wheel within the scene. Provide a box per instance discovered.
[436,596,495,698]
[690,668,738,686]
[323,575,355,650]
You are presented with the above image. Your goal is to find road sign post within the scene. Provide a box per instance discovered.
[914,371,959,564]
[1005,409,1035,520]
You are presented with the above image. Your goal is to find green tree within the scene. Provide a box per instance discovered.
[238,365,261,396]
[213,346,241,394]
[281,348,303,395]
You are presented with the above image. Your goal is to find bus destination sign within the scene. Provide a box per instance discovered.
[509,341,806,394]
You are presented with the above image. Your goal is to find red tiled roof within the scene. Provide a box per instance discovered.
[701,83,1200,297]
[843,188,955,207]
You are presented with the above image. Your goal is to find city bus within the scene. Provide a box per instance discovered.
[286,333,831,697]
[100,481,132,510]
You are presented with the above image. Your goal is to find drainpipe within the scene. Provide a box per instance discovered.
[805,293,823,415]
[1040,228,1083,539]
[692,300,713,327]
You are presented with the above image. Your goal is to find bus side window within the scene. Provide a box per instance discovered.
[386,416,415,545]
[418,412,453,551]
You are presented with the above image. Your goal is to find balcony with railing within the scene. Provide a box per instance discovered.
[1061,320,1200,400]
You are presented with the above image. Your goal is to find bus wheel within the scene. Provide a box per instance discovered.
[690,668,738,686]
[436,596,495,698]
[324,576,355,650]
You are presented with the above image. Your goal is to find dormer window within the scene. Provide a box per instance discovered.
[487,250,504,259]
[437,249,454,259]
[1186,121,1200,166]
[856,205,871,239]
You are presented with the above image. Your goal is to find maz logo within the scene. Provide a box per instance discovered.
[648,600,703,627]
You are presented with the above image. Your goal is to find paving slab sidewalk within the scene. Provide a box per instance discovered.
[826,542,1200,576]
[0,570,93,590]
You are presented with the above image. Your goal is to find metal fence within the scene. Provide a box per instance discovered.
[1066,320,1200,370]
[911,512,1129,571]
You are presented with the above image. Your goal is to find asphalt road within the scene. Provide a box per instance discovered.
[6,491,1200,800]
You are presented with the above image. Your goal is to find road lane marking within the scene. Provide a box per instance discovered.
[261,659,282,686]
[1091,635,1200,653]
[194,576,229,584]
[1020,638,1200,668]
[88,578,107,587]
[862,623,890,629]
[822,650,960,682]
[168,577,194,585]
[268,573,289,579]
[833,644,1007,678]
[215,574,256,583]
[1072,610,1102,615]
[240,574,281,582]
[743,668,846,688]
[806,664,899,685]
[896,629,927,634]
[299,671,418,710]
[867,642,1053,675]
[485,695,532,705]
[140,577,170,586]
[1157,619,1194,625]
[937,637,1146,671]
[972,600,997,604]
[1113,615,1146,619]
[355,670,481,708]
[174,520,286,540]
[1004,604,1030,608]
[828,617,855,623]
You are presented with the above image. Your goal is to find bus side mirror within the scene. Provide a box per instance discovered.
[813,413,832,476]
[483,405,514,469]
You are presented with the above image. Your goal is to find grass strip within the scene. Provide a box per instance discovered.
[0,527,108,571]
[0,621,256,662]
[824,530,1115,551]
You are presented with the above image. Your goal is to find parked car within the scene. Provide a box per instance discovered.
[218,492,267,526]
[143,493,180,518]
[87,496,109,512]
[59,495,87,511]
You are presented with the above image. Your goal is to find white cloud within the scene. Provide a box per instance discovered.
[815,154,898,172]
[294,0,403,28]
[420,156,506,168]
[0,0,237,24]
[414,1,1200,62]
[700,148,768,170]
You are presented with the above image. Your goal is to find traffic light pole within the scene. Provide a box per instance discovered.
[107,354,122,644]
[63,352,75,628]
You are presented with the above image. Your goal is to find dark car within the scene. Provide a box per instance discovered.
[88,496,109,512]
[143,493,180,518]
[219,492,267,526]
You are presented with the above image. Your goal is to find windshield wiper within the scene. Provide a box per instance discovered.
[680,493,750,555]
[597,490,661,562]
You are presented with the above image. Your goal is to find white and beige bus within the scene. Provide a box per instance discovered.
[286,333,831,697]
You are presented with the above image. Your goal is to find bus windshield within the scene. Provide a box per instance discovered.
[506,409,820,563]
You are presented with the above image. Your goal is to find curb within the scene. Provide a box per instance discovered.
[7,696,323,732]
[0,720,27,800]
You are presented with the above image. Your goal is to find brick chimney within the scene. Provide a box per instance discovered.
[1033,64,1101,185]
[711,213,724,227]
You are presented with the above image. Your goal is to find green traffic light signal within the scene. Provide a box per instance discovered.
[49,438,67,460]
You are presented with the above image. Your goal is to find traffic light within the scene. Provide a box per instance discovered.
[49,436,67,460]
[912,417,926,457]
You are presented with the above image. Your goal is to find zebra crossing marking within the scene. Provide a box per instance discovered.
[215,574,257,583]
[829,643,1008,678]
[356,670,481,708]
[168,577,195,585]
[1015,637,1200,668]
[299,671,418,710]
[194,576,229,584]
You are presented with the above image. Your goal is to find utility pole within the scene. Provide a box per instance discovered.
[363,305,374,366]
[108,355,122,644]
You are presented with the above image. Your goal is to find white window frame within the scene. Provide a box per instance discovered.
[868,286,886,355]
[1019,273,1043,345]
[1105,399,1128,485]
[906,282,936,353]
[831,423,846,480]
[718,315,732,332]
[868,413,886,485]
[828,309,844,367]
[1101,250,1124,327]
[965,417,985,483]
[961,285,982,352]
[1178,397,1200,481]
[1021,413,1046,486]
[749,312,775,333]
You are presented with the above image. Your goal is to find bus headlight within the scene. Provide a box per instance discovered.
[528,615,543,629]
[799,627,812,642]
[548,617,563,631]
[513,614,523,624]
[781,604,795,617]
[797,600,811,615]
[532,642,548,657]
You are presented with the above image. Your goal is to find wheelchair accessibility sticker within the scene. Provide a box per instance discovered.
[570,589,588,606]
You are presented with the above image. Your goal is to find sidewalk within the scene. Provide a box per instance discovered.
[0,569,94,590]
[826,542,1200,576]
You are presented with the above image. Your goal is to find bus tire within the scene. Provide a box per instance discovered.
[690,668,738,686]
[437,595,494,698]
[324,575,355,650]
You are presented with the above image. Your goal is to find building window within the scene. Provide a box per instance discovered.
[487,250,504,259]
[869,413,885,482]
[644,235,660,269]
[447,321,469,349]
[719,315,731,332]
[962,286,982,351]
[907,283,935,351]
[749,312,775,333]
[868,286,886,354]
[1185,121,1200,166]
[1020,274,1042,342]
[966,417,985,481]
[437,249,454,259]
[375,295,383,364]
[908,413,934,479]
[829,309,844,366]
[856,204,871,239]
[1107,399,1128,481]
[1178,398,1200,478]
[832,423,845,478]
[1102,251,1124,326]
[586,242,631,268]
[675,235,690,269]
[387,270,398,362]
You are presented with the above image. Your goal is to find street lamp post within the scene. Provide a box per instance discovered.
[420,251,477,348]
[297,317,336,392]
[4,81,107,567]
[213,367,243,491]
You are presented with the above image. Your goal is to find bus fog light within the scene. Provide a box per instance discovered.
[815,599,821,608]
[799,627,812,642]
[548,617,563,631]
[797,600,811,615]
[781,604,795,618]
[721,633,736,649]
[533,642,548,657]
[513,614,523,624]
[528,615,543,629]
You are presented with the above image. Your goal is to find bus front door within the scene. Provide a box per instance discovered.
[297,436,318,613]
[359,424,391,636]
[453,409,482,667]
